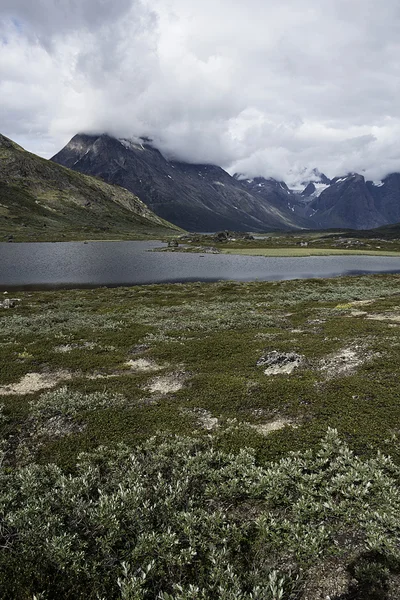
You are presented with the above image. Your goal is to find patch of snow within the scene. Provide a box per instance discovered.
[313,183,329,196]
[213,181,225,186]
[119,138,145,151]
[373,181,384,187]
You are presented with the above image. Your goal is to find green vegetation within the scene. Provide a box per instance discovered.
[222,247,400,257]
[0,134,181,241]
[168,230,400,256]
[2,273,400,597]
[2,430,400,599]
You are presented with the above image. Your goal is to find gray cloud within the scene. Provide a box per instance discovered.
[1,0,400,185]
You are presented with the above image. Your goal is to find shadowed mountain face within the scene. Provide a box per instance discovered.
[52,133,400,232]
[307,174,400,230]
[0,133,179,241]
[52,135,307,232]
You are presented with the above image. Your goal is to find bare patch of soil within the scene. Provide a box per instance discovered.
[251,419,294,435]
[0,370,72,396]
[125,358,163,373]
[319,345,374,379]
[367,312,400,323]
[349,310,368,317]
[145,371,188,395]
[302,560,350,600]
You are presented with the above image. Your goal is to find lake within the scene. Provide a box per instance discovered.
[1,240,400,290]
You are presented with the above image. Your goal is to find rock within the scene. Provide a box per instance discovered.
[257,351,303,375]
[168,239,179,247]
[214,231,229,242]
[0,298,19,309]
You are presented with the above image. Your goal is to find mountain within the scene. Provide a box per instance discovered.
[52,134,307,232]
[51,133,400,232]
[306,174,398,230]
[0,134,179,241]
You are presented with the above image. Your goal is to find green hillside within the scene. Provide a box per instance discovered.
[0,134,181,241]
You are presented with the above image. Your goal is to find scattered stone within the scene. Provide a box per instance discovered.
[0,370,72,396]
[257,351,303,375]
[167,239,179,248]
[213,231,254,243]
[0,298,20,309]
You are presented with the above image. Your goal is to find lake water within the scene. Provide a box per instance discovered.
[1,240,400,290]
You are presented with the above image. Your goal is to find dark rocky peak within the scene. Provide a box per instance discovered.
[330,173,364,186]
[301,182,316,197]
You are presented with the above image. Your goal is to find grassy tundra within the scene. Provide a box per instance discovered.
[2,274,400,598]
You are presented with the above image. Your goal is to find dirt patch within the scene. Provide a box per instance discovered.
[251,419,294,435]
[367,312,400,322]
[125,358,163,373]
[319,345,373,378]
[351,299,376,306]
[257,351,304,375]
[0,370,72,396]
[302,560,350,600]
[145,371,188,395]
[349,310,368,317]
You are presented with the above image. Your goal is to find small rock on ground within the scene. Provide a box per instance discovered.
[257,351,303,375]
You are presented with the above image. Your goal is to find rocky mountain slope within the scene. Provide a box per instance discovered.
[52,134,308,232]
[306,174,400,230]
[0,134,179,241]
[52,133,400,232]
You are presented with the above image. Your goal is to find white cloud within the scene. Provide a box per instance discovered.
[2,0,400,182]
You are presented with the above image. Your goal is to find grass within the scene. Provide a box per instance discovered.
[3,274,400,598]
[1,274,400,469]
[222,247,400,257]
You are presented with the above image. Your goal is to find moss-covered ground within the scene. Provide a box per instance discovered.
[1,273,400,470]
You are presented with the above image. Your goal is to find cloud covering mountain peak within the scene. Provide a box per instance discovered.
[2,0,400,182]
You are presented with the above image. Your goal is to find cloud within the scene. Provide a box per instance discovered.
[1,0,400,183]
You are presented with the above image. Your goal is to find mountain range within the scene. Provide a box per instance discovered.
[0,133,179,241]
[52,134,400,232]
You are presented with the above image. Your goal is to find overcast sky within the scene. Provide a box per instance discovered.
[1,0,400,186]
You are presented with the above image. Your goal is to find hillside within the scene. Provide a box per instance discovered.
[0,134,180,241]
[52,134,308,232]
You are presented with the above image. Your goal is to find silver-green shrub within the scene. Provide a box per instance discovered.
[0,430,400,598]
